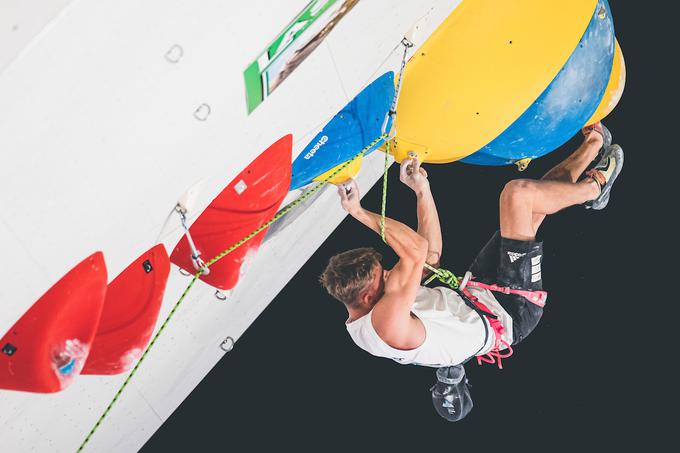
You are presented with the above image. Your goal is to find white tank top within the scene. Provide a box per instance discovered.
[345,286,513,367]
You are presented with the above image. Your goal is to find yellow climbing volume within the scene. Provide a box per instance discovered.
[391,0,598,163]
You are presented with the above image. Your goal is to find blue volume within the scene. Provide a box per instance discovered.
[290,71,394,190]
[462,0,615,166]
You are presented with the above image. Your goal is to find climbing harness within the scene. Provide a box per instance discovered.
[420,263,512,368]
[459,271,547,308]
[459,271,548,368]
[457,270,549,368]
[421,261,511,368]
[462,289,513,369]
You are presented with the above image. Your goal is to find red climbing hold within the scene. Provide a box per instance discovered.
[82,244,170,375]
[0,252,107,393]
[171,135,292,290]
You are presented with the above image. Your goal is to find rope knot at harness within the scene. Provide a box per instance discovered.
[423,263,460,289]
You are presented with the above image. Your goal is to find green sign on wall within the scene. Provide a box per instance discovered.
[243,0,359,114]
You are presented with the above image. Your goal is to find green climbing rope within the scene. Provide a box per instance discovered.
[379,140,390,243]
[422,262,460,289]
[77,134,387,453]
[376,143,459,291]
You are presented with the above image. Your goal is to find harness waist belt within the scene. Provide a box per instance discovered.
[460,272,547,308]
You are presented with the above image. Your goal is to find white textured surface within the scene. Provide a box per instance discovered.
[0,1,459,451]
[0,0,78,73]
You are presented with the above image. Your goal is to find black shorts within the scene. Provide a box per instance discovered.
[468,231,545,345]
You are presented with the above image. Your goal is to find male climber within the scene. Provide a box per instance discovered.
[319,124,623,420]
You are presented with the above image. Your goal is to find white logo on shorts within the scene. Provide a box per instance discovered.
[507,251,526,263]
[531,255,542,282]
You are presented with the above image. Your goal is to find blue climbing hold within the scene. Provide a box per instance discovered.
[290,71,394,190]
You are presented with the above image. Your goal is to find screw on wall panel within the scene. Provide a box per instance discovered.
[165,44,184,63]
[193,104,211,121]
[220,337,234,352]
[178,268,191,276]
[234,180,248,195]
[2,343,17,356]
[174,203,187,215]
[142,260,153,273]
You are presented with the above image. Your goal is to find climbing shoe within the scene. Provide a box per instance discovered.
[581,121,612,148]
[584,144,624,210]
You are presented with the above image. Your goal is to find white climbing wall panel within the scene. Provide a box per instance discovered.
[0,1,461,451]
[0,0,77,73]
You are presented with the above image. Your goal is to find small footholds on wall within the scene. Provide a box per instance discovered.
[193,103,211,121]
[2,343,17,356]
[215,290,228,301]
[165,44,184,63]
[220,337,235,352]
[515,158,532,172]
[598,5,607,20]
[178,267,192,276]
[234,180,248,195]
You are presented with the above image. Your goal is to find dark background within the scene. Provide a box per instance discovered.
[143,2,672,451]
